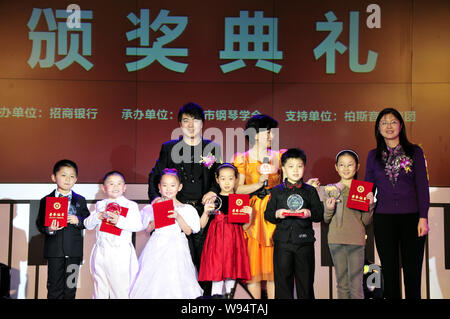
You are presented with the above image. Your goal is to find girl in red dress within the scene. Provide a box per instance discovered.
[198,163,252,298]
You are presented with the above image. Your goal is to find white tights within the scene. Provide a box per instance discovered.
[211,279,236,295]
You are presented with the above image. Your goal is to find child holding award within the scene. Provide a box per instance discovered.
[129,169,203,299]
[323,150,374,299]
[264,148,323,299]
[84,171,142,299]
[36,159,90,299]
[198,163,252,298]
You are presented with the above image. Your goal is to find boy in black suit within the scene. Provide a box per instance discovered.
[264,148,323,299]
[36,159,90,299]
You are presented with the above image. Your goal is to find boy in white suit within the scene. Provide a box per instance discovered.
[84,171,143,299]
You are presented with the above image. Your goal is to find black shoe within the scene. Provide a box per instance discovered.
[228,285,237,299]
[211,294,225,299]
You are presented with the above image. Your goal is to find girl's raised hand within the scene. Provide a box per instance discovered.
[306,178,320,189]
[202,191,217,205]
[167,210,178,219]
[325,197,336,210]
[203,202,216,215]
[151,196,169,205]
[241,206,253,216]
[150,196,161,205]
[258,174,269,186]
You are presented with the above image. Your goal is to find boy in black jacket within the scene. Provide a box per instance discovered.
[36,159,90,299]
[265,148,323,299]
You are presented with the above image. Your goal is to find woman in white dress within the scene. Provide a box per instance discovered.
[129,169,203,299]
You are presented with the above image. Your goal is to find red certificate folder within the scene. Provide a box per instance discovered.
[45,197,69,227]
[347,180,374,212]
[99,202,129,236]
[228,194,250,224]
[153,199,175,229]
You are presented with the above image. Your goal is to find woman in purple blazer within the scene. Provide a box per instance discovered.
[365,108,429,299]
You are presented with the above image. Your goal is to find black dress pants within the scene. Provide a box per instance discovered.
[47,256,81,299]
[273,241,315,299]
[373,213,426,299]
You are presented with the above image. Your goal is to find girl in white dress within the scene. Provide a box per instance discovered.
[129,168,203,299]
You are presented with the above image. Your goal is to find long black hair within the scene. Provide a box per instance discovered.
[374,108,415,160]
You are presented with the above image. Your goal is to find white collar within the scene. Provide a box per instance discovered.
[106,195,126,203]
[55,189,72,198]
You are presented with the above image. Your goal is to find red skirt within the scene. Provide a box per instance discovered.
[198,213,251,281]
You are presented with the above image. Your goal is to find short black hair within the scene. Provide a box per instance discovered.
[53,159,78,176]
[245,114,278,144]
[281,148,307,166]
[178,102,205,123]
[103,171,126,184]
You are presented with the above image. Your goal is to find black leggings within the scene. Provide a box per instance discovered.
[373,213,426,299]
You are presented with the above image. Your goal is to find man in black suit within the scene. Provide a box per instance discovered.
[36,159,90,299]
[148,102,222,295]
